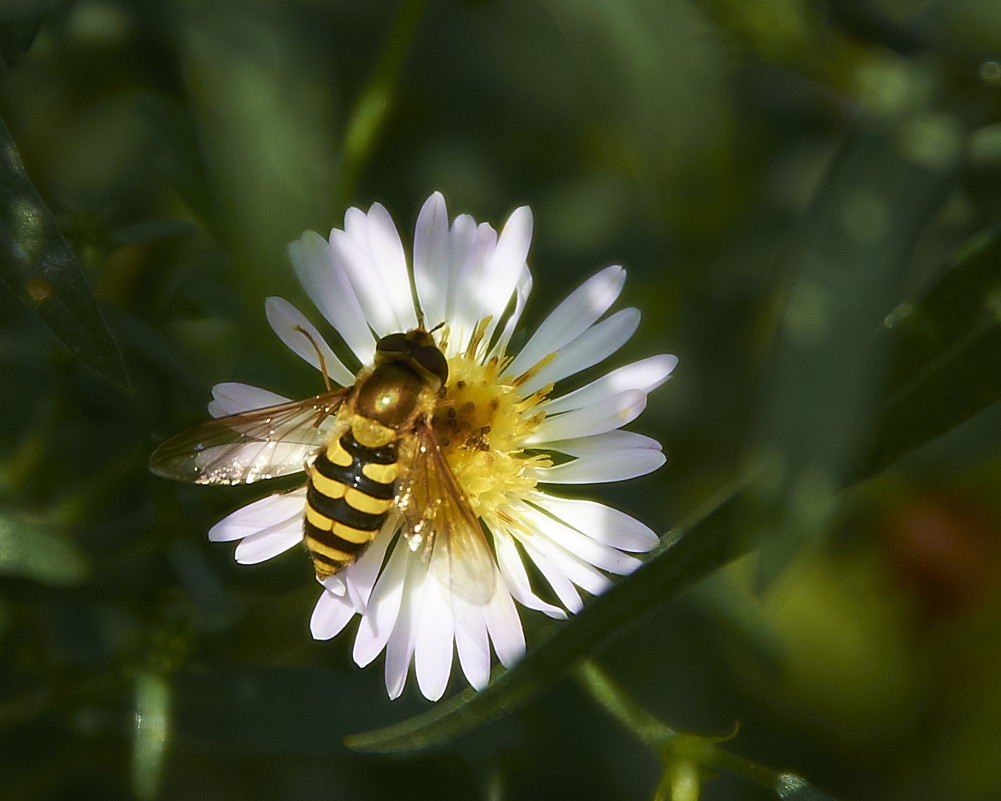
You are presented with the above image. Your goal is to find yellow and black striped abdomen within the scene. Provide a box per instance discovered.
[304,428,399,579]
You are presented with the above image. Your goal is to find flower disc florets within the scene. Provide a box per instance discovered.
[432,347,552,522]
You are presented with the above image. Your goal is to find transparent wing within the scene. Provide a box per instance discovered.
[149,388,350,485]
[395,422,496,605]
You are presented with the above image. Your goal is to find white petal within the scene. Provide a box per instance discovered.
[310,589,356,640]
[441,212,478,331]
[344,203,419,334]
[413,192,451,327]
[477,206,533,348]
[234,520,303,564]
[526,389,647,444]
[543,430,662,458]
[493,528,567,619]
[383,616,414,700]
[541,354,678,416]
[529,448,666,484]
[328,229,391,336]
[264,297,356,386]
[208,491,305,542]
[288,232,375,364]
[451,222,499,353]
[484,579,525,668]
[353,541,409,668]
[530,534,612,596]
[383,556,425,699]
[516,308,641,395]
[507,266,625,379]
[516,537,583,613]
[342,519,396,609]
[495,206,533,272]
[520,528,612,596]
[529,494,660,553]
[360,205,415,319]
[516,505,643,575]
[489,263,533,361]
[414,569,454,701]
[208,383,291,418]
[453,594,491,690]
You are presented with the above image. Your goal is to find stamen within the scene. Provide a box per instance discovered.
[516,385,553,412]
[436,324,451,353]
[513,352,557,388]
[465,317,493,360]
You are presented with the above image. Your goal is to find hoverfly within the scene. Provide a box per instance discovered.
[149,328,495,602]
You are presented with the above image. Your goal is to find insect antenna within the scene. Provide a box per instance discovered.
[294,325,333,392]
[428,320,448,350]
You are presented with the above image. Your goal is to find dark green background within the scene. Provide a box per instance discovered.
[2,1,1001,799]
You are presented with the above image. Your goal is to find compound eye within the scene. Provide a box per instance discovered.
[376,333,409,356]
[414,345,448,385]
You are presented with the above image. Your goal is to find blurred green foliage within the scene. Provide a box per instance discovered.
[2,1,1001,800]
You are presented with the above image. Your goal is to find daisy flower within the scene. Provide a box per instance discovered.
[200,192,676,701]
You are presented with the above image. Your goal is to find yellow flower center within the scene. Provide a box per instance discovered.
[432,352,552,524]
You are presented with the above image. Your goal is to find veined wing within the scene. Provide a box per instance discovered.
[395,421,496,605]
[149,388,350,485]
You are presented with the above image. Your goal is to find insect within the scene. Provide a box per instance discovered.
[149,328,495,602]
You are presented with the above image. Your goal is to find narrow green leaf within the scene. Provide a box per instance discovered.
[0,115,129,387]
[0,510,89,586]
[345,479,750,753]
[860,223,1001,477]
[748,127,959,582]
[333,0,427,209]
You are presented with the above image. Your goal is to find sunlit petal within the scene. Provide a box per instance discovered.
[517,308,641,395]
[208,383,291,418]
[265,296,355,386]
[288,231,374,363]
[507,265,626,379]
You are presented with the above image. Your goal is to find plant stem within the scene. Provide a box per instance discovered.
[333,0,427,210]
[573,659,675,749]
[574,658,787,795]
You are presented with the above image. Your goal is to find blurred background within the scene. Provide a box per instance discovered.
[2,0,1001,799]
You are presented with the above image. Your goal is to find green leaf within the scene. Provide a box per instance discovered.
[132,671,172,801]
[0,114,129,388]
[860,222,1001,477]
[0,1,49,68]
[0,510,89,587]
[747,128,959,583]
[127,92,214,233]
[345,479,750,753]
